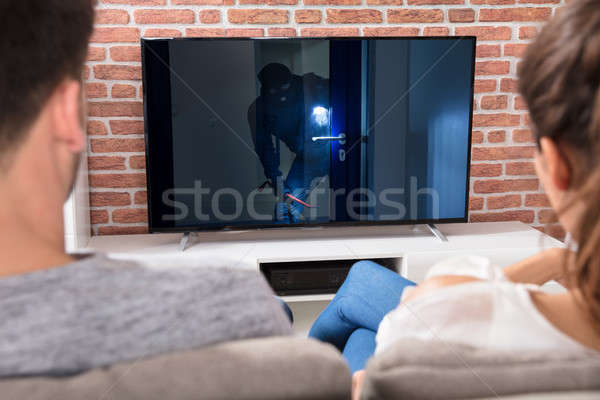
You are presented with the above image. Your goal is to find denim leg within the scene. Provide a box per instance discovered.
[308,260,416,352]
[342,328,377,373]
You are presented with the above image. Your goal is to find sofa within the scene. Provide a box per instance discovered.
[0,336,351,400]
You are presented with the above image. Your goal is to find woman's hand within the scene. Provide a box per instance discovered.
[352,370,366,400]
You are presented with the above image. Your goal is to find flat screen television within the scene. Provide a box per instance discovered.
[141,36,476,233]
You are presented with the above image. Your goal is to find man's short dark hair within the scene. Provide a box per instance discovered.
[0,0,95,164]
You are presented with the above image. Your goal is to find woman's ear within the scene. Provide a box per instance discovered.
[49,79,86,153]
[539,137,571,191]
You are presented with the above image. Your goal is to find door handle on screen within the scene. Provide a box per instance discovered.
[312,134,346,142]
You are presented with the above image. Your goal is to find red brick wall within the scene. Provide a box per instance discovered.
[86,0,565,237]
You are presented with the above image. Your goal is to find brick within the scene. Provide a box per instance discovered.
[500,78,518,92]
[326,9,382,24]
[408,0,463,3]
[88,156,127,171]
[471,163,502,177]
[113,208,148,223]
[471,210,534,223]
[506,161,536,175]
[89,173,146,188]
[514,96,527,110]
[91,27,140,43]
[473,113,520,127]
[112,84,136,99]
[469,197,484,211]
[186,28,226,37]
[94,65,141,80]
[101,0,166,4]
[481,95,508,110]
[479,7,552,22]
[110,46,141,62]
[300,28,359,37]
[366,0,403,4]
[98,226,149,236]
[96,9,130,24]
[455,26,512,41]
[423,27,449,36]
[472,146,534,160]
[130,155,147,170]
[487,194,521,209]
[388,9,443,23]
[476,44,501,58]
[134,191,148,205]
[538,209,557,223]
[87,47,106,62]
[98,226,148,236]
[513,129,535,143]
[228,9,288,24]
[86,83,107,99]
[91,210,110,225]
[303,0,361,4]
[91,138,146,153]
[110,120,145,135]
[226,28,264,37]
[90,192,131,207]
[449,9,475,23]
[472,131,484,143]
[88,102,144,117]
[134,9,195,24]
[518,0,559,4]
[199,10,220,24]
[473,178,538,193]
[87,121,108,136]
[488,130,506,142]
[525,193,549,207]
[519,26,537,39]
[474,79,496,93]
[83,66,89,80]
[172,0,234,4]
[144,28,183,38]
[504,43,528,57]
[295,10,322,23]
[268,28,297,37]
[363,27,419,36]
[475,60,510,75]
[267,0,298,4]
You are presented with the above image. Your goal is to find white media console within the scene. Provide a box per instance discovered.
[81,221,564,333]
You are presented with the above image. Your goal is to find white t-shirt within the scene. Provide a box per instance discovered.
[375,255,595,356]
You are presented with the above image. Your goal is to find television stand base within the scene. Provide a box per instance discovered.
[180,232,195,252]
[426,224,448,242]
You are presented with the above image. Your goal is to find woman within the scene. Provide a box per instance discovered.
[309,0,600,396]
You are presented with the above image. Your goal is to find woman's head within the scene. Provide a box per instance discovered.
[519,0,600,325]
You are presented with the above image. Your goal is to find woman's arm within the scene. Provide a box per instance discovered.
[502,248,573,286]
[402,248,573,304]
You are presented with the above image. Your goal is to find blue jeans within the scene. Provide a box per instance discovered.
[308,260,416,373]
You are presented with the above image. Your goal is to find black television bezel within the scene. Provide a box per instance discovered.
[141,36,476,234]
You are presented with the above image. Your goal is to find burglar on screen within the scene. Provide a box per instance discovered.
[248,63,330,223]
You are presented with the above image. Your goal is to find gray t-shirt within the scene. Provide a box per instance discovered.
[0,254,292,377]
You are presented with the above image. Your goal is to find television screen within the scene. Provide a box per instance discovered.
[142,37,475,232]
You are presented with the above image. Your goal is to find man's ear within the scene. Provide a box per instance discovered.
[539,137,571,191]
[49,80,86,153]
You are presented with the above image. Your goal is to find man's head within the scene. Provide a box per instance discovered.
[0,0,95,195]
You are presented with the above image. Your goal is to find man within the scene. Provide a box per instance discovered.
[247,63,330,223]
[0,0,291,377]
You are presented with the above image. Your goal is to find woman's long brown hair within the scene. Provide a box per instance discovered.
[519,0,600,328]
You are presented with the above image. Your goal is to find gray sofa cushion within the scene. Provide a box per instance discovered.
[0,337,351,400]
[361,339,600,400]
